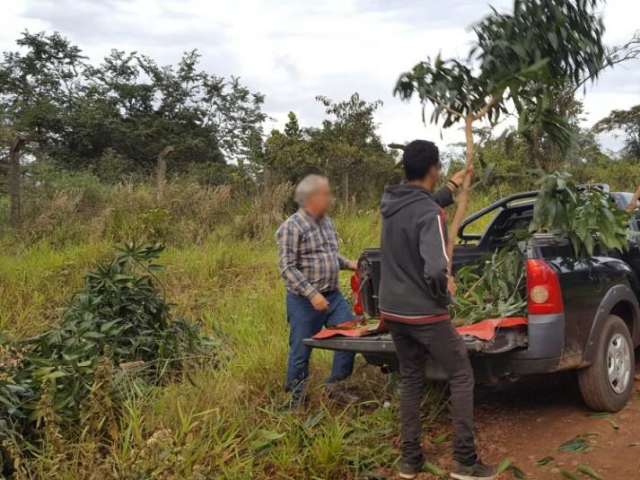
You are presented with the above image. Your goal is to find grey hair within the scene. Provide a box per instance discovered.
[294,174,328,206]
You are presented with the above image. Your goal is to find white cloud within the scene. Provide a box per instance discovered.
[2,0,639,154]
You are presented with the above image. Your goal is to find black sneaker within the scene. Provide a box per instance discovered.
[450,460,497,480]
[397,461,422,479]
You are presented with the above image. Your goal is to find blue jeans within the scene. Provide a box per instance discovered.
[285,290,356,396]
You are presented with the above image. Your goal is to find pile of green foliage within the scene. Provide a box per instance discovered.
[0,243,215,470]
[452,245,527,326]
[452,172,631,325]
[530,171,629,256]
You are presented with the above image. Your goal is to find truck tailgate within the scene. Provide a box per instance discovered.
[304,327,527,355]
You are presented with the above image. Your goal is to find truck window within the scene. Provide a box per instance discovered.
[461,210,498,241]
[482,205,534,249]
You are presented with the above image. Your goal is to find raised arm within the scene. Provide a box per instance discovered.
[432,168,471,208]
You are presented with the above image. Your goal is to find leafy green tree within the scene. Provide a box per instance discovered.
[261,111,316,185]
[1,31,267,187]
[311,94,392,203]
[0,32,85,152]
[594,105,640,159]
[394,0,607,264]
[480,92,607,179]
[66,49,266,174]
[0,31,86,225]
[283,111,302,139]
[262,94,397,204]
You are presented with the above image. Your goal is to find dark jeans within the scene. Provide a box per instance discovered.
[285,290,355,398]
[387,320,477,467]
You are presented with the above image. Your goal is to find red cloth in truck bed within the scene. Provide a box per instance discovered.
[311,317,528,341]
[456,317,528,341]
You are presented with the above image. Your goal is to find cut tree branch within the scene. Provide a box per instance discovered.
[8,136,27,227]
[446,114,475,271]
[425,95,464,119]
[473,93,503,121]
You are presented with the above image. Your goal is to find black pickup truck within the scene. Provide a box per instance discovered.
[305,188,640,412]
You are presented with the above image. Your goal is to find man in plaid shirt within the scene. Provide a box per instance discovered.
[277,174,358,406]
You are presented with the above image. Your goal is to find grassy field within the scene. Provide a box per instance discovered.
[0,177,545,478]
[0,184,429,479]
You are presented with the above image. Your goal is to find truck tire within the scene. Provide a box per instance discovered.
[578,314,635,412]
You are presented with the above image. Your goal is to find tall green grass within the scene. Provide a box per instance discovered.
[0,173,589,478]
[1,192,427,478]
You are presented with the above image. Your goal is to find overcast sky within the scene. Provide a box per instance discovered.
[2,0,639,153]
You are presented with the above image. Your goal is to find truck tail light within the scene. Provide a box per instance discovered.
[351,272,364,316]
[527,259,564,315]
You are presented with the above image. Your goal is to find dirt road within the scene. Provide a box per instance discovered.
[417,360,640,479]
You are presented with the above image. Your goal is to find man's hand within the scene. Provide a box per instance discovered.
[347,260,358,271]
[626,185,640,212]
[310,292,330,311]
[447,275,457,297]
[448,166,473,191]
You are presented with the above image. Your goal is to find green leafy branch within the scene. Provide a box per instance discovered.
[530,172,629,257]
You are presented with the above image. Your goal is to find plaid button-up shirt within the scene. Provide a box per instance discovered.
[276,209,349,299]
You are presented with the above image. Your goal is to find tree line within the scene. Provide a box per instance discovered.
[1,5,640,230]
[0,32,397,227]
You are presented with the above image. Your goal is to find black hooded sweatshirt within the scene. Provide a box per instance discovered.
[379,184,454,324]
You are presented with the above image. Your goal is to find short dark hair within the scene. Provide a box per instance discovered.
[402,140,440,181]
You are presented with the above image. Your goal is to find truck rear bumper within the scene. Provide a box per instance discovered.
[303,328,527,355]
[304,313,566,382]
[304,327,530,382]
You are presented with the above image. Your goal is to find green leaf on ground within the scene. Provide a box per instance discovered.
[496,458,527,478]
[432,432,450,444]
[536,456,554,466]
[607,419,620,431]
[497,458,513,474]
[587,412,611,418]
[509,464,527,479]
[560,469,580,480]
[577,464,602,480]
[559,434,597,453]
[251,429,285,452]
[303,410,325,430]
[424,462,446,478]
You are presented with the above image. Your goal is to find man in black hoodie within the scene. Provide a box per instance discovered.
[380,140,496,480]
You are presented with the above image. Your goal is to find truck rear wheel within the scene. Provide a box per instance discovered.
[578,314,635,412]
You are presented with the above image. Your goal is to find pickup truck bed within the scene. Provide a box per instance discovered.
[304,189,640,411]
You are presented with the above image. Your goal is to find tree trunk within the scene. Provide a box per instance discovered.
[263,167,272,191]
[529,128,544,171]
[343,171,350,207]
[155,146,174,202]
[8,137,26,228]
[446,115,475,271]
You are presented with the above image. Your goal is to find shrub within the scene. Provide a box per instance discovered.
[0,243,216,468]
